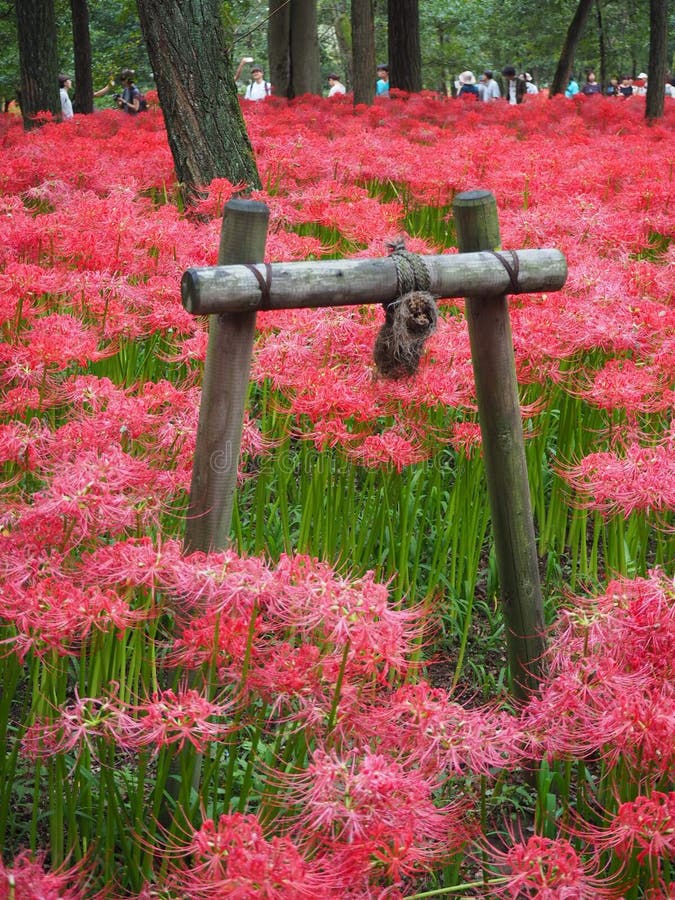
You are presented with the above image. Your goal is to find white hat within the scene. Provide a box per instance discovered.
[524,73,533,81]
[459,71,476,85]
[637,72,648,80]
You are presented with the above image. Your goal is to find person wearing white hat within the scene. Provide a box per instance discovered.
[633,73,648,95]
[457,71,479,99]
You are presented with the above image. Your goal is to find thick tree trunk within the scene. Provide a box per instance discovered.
[388,0,421,92]
[290,0,321,96]
[71,0,93,114]
[268,0,291,98]
[550,0,594,96]
[352,0,376,105]
[136,0,260,201]
[645,0,667,120]
[333,10,353,90]
[596,0,606,91]
[16,0,60,128]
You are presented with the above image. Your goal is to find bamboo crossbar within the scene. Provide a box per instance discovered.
[181,248,567,315]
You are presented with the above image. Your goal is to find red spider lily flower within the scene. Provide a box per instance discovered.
[167,812,326,898]
[559,441,675,518]
[485,833,618,899]
[125,688,236,752]
[359,681,526,777]
[0,577,151,661]
[522,572,675,774]
[582,791,675,865]
[0,850,84,899]
[267,555,423,673]
[285,744,470,857]
[22,692,136,758]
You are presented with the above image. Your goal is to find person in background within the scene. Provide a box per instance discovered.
[327,73,346,96]
[116,69,141,113]
[59,74,73,119]
[522,73,538,95]
[565,74,580,97]
[633,73,648,95]
[501,66,526,104]
[618,75,633,97]
[665,76,675,99]
[582,71,602,95]
[457,71,479,99]
[244,66,271,101]
[479,70,501,101]
[376,64,389,97]
[606,77,619,97]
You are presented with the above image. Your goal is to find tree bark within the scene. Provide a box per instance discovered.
[351,0,376,104]
[645,0,667,120]
[388,0,421,92]
[595,0,606,91]
[268,0,291,98]
[15,0,60,128]
[136,0,260,201]
[290,0,321,96]
[71,0,93,114]
[550,0,594,96]
[333,9,353,89]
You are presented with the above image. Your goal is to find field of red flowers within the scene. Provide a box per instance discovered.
[0,93,673,897]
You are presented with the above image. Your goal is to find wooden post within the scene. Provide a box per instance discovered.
[181,249,567,315]
[184,199,269,554]
[452,189,546,699]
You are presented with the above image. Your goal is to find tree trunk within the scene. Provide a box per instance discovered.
[334,10,353,90]
[71,0,93,114]
[290,0,321,97]
[645,0,667,120]
[268,0,291,98]
[550,0,594,96]
[352,0,376,105]
[15,0,60,128]
[388,0,421,92]
[136,0,260,201]
[596,0,606,91]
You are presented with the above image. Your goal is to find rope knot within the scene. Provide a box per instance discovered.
[374,239,438,379]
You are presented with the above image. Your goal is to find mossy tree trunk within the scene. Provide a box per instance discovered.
[136,0,261,201]
[16,0,60,128]
[645,0,667,120]
[351,0,376,105]
[71,0,93,114]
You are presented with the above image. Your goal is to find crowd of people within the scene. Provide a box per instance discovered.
[55,58,675,120]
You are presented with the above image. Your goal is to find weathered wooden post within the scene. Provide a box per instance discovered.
[452,189,547,698]
[184,199,269,554]
[183,195,564,698]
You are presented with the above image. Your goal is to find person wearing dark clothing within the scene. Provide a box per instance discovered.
[457,71,479,99]
[501,66,526,104]
[117,69,141,114]
[582,72,602,95]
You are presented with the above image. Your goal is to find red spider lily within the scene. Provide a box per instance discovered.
[267,555,423,670]
[0,577,152,661]
[22,692,136,758]
[523,572,675,774]
[582,791,675,864]
[559,440,675,518]
[165,812,326,898]
[485,833,619,899]
[357,680,526,777]
[0,850,84,899]
[277,743,473,890]
[124,687,236,752]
